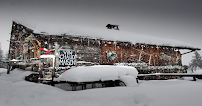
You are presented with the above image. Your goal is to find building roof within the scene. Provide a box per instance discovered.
[13,20,200,51]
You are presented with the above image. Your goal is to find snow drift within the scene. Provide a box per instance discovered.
[1,68,202,106]
[55,65,138,86]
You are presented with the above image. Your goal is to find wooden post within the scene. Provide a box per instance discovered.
[193,76,196,81]
[51,68,55,86]
[92,83,96,88]
[81,83,86,90]
[7,62,11,74]
[71,83,77,91]
[51,54,56,86]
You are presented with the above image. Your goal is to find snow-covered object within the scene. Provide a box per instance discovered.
[55,65,138,86]
[13,20,196,48]
[119,75,137,87]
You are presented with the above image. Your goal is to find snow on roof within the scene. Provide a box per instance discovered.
[54,65,138,85]
[13,20,198,49]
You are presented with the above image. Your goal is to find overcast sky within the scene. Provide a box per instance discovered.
[0,0,202,65]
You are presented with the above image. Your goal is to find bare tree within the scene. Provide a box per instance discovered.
[189,51,202,72]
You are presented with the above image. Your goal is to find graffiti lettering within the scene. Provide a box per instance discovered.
[59,50,75,67]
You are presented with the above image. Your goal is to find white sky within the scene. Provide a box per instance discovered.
[0,0,202,65]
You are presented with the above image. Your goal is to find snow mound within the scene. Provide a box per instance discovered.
[0,68,7,73]
[119,75,138,87]
[55,65,138,86]
[1,69,38,82]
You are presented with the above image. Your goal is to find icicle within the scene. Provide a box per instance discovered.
[114,41,117,50]
[81,38,83,45]
[88,38,90,46]
[149,55,152,66]
[139,51,142,61]
[141,45,144,50]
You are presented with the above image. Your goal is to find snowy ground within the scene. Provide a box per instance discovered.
[1,68,202,106]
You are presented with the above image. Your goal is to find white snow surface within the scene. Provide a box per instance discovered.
[194,69,202,74]
[119,75,137,87]
[55,65,138,86]
[0,68,7,75]
[1,68,202,106]
[14,20,196,48]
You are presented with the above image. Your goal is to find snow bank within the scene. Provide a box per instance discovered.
[1,68,202,106]
[1,68,37,82]
[55,65,138,86]
[0,68,7,72]
[0,68,7,75]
